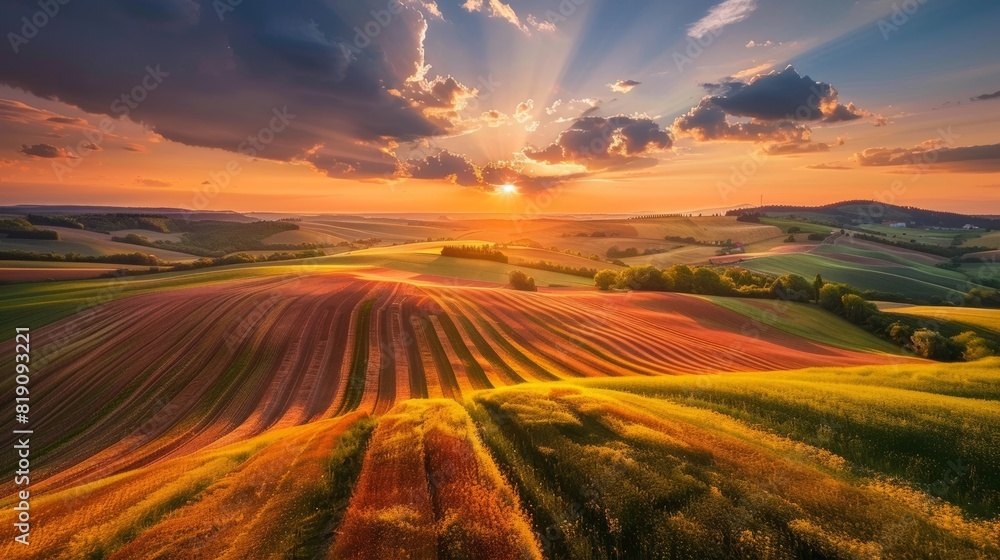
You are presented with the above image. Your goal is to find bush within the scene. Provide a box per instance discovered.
[965,288,1000,308]
[692,268,734,295]
[606,246,640,259]
[842,294,878,325]
[818,283,859,313]
[910,329,962,361]
[888,322,913,345]
[666,264,694,293]
[951,331,996,361]
[617,266,671,291]
[594,269,618,291]
[771,274,813,302]
[508,270,537,291]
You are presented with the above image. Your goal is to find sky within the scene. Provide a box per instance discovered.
[0,0,998,215]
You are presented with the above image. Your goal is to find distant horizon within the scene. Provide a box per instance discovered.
[3,199,1000,219]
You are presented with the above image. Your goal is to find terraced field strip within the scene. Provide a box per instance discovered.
[417,315,462,400]
[0,413,372,559]
[443,289,586,379]
[440,291,556,382]
[400,298,430,399]
[333,400,542,560]
[409,314,444,398]
[336,298,376,415]
[390,302,412,402]
[429,315,478,396]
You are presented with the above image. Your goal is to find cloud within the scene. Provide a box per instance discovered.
[18,143,75,158]
[526,14,556,32]
[480,109,510,127]
[0,0,476,181]
[971,90,1000,101]
[706,66,870,123]
[853,142,1000,172]
[688,0,757,38]
[134,177,172,187]
[462,0,527,32]
[123,144,148,152]
[609,80,641,94]
[109,0,201,27]
[674,66,879,153]
[514,100,534,123]
[763,142,830,155]
[805,162,851,170]
[406,150,480,186]
[0,99,90,129]
[745,40,772,48]
[46,116,89,126]
[731,62,774,80]
[672,98,810,144]
[523,115,671,168]
[404,150,576,192]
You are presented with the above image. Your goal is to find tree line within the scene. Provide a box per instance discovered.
[593,265,997,362]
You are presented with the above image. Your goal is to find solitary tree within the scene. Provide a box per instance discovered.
[812,274,824,303]
[508,270,537,292]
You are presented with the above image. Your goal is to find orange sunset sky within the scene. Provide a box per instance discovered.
[0,0,998,215]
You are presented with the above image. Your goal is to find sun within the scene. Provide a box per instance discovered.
[500,184,518,195]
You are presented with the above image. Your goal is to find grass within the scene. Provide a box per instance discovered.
[760,217,836,235]
[469,361,1000,558]
[576,359,1000,517]
[339,299,375,414]
[882,306,1000,335]
[741,252,971,299]
[857,224,983,248]
[326,248,596,287]
[703,296,905,354]
[292,416,376,558]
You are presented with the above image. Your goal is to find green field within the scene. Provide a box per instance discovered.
[760,217,837,235]
[857,224,985,248]
[883,306,1000,336]
[703,296,905,354]
[741,252,974,300]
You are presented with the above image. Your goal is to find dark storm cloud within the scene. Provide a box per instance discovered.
[46,116,89,126]
[19,143,74,158]
[109,0,201,26]
[971,90,1000,101]
[522,116,671,167]
[0,0,473,180]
